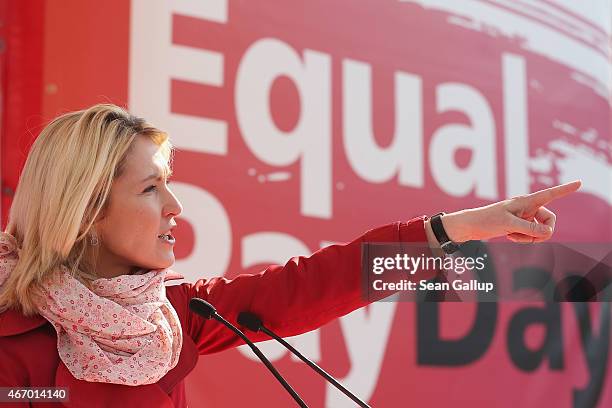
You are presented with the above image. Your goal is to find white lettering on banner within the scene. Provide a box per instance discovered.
[170,182,232,282]
[326,301,398,407]
[238,232,321,362]
[430,83,498,199]
[129,0,228,155]
[503,53,530,198]
[235,39,333,219]
[343,59,424,188]
[172,0,227,22]
[130,1,534,211]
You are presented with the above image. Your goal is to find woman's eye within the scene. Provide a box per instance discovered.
[143,177,172,193]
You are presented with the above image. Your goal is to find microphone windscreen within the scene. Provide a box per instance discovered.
[189,297,216,319]
[237,311,263,332]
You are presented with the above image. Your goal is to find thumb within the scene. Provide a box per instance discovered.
[511,216,553,237]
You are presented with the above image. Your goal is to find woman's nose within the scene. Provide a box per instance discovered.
[164,190,183,217]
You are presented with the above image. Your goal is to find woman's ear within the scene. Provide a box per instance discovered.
[81,212,104,243]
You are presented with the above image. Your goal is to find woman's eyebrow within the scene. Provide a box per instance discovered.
[139,167,172,183]
[139,173,163,183]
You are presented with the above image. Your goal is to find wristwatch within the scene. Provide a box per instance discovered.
[429,212,461,255]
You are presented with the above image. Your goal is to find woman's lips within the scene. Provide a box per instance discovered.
[157,233,175,245]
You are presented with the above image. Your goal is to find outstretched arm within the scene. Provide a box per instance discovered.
[168,216,435,355]
[169,179,582,355]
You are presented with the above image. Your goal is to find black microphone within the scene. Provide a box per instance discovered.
[188,298,309,408]
[237,311,371,408]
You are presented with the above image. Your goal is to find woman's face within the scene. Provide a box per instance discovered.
[93,135,183,278]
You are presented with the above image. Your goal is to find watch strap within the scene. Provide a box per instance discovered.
[429,212,460,254]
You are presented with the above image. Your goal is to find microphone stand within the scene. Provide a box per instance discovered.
[189,298,309,408]
[238,311,371,408]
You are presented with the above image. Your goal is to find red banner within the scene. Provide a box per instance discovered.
[2,0,611,406]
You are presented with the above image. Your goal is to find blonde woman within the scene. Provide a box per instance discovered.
[0,104,581,407]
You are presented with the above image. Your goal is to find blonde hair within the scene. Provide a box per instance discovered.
[0,104,173,316]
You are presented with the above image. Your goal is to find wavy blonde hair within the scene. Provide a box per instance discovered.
[0,104,173,316]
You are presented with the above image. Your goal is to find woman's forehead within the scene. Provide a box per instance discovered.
[124,138,171,181]
[131,136,164,160]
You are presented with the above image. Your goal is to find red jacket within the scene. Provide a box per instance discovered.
[0,217,432,407]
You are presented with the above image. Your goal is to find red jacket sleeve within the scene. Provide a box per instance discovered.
[166,216,436,355]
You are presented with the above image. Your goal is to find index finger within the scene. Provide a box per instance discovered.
[528,180,582,206]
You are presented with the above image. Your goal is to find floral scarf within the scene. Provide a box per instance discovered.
[0,232,183,386]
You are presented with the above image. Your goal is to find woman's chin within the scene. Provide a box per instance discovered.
[133,258,175,273]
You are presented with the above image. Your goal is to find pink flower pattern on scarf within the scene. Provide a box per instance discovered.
[0,232,183,386]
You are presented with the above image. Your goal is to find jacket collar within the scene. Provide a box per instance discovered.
[0,307,48,336]
[0,271,185,337]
